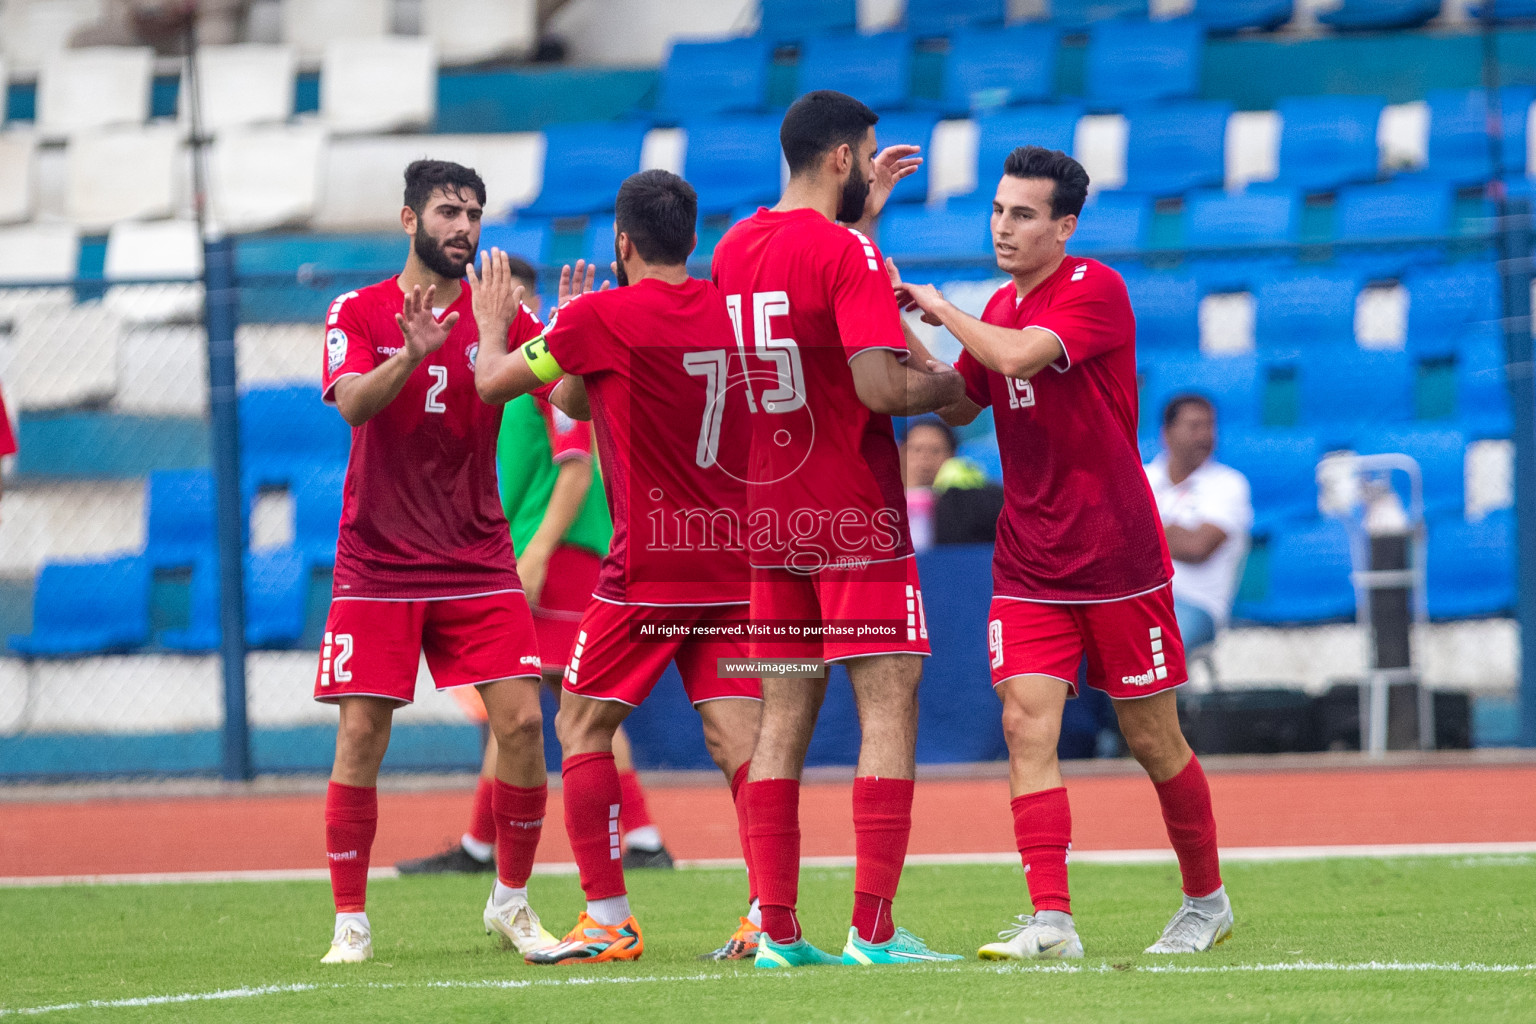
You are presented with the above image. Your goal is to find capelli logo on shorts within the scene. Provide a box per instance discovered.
[1121,669,1156,687]
[520,655,541,667]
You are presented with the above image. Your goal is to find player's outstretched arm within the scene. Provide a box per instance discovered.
[332,283,456,426]
[889,260,1063,381]
[899,317,982,427]
[470,248,555,405]
[850,348,965,417]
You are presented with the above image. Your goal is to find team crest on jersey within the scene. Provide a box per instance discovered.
[466,342,479,370]
[326,329,347,375]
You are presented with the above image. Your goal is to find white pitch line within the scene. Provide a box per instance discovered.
[2,842,1533,888]
[3,962,1533,1016]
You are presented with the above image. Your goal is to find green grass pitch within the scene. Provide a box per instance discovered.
[2,856,1533,1022]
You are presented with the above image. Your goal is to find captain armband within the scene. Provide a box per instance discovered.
[520,334,565,383]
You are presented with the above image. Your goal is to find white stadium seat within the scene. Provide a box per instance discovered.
[320,36,438,135]
[103,220,204,324]
[1378,101,1430,174]
[117,325,209,415]
[208,124,327,233]
[421,0,536,66]
[236,323,322,385]
[0,480,145,577]
[1225,109,1281,189]
[3,300,122,409]
[0,132,38,224]
[35,45,153,139]
[0,223,78,328]
[279,0,391,64]
[314,133,540,229]
[1073,114,1128,193]
[0,0,103,76]
[64,126,181,230]
[183,44,298,133]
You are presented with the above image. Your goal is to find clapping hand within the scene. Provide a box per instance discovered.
[557,259,612,308]
[467,248,527,334]
[863,144,924,223]
[395,283,458,363]
[886,256,945,326]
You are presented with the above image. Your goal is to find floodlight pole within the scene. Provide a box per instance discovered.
[185,14,252,780]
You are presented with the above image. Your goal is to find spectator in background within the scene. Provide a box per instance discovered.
[0,382,16,510]
[1144,395,1253,651]
[900,417,956,551]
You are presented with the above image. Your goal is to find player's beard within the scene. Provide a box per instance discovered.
[836,163,871,224]
[613,236,629,287]
[414,222,471,279]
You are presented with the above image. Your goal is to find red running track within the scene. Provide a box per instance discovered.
[1,764,1533,878]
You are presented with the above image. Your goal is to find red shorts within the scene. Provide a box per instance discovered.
[987,585,1187,700]
[532,544,602,672]
[313,590,542,705]
[562,599,761,707]
[749,555,931,663]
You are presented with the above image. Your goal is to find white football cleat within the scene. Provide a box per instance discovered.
[977,913,1085,961]
[1145,889,1234,953]
[483,889,560,956]
[320,918,372,964]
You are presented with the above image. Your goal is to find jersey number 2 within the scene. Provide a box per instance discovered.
[425,365,448,413]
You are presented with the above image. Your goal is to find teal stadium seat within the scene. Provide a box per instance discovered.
[1273,95,1386,192]
[939,26,1058,114]
[1424,87,1535,185]
[518,122,648,217]
[1086,19,1203,109]
[797,32,913,112]
[682,116,785,215]
[1122,101,1232,196]
[1427,511,1515,618]
[655,37,772,120]
[9,557,152,657]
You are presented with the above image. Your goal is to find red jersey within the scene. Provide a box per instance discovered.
[0,384,16,457]
[321,276,538,600]
[541,396,592,463]
[540,276,749,606]
[711,208,911,570]
[957,256,1171,602]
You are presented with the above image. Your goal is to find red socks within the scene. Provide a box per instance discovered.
[730,761,757,905]
[746,778,801,943]
[468,776,496,847]
[562,752,627,900]
[325,781,377,913]
[1154,755,1223,898]
[851,776,914,943]
[491,779,546,889]
[1012,787,1072,915]
[616,769,654,833]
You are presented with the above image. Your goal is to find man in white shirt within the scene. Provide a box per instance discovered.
[1144,396,1253,650]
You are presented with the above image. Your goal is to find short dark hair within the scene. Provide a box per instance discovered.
[781,90,880,176]
[1002,146,1090,219]
[503,255,538,290]
[614,169,697,266]
[905,416,956,455]
[1162,393,1216,430]
[403,159,486,216]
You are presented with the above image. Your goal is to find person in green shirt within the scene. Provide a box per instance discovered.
[397,256,673,874]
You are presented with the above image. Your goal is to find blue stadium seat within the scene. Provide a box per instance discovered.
[1333,181,1454,278]
[940,26,1058,113]
[872,111,940,203]
[1295,350,1414,428]
[1427,510,1515,618]
[906,0,1006,36]
[1402,262,1501,358]
[1252,269,1361,353]
[581,216,617,266]
[1139,354,1262,436]
[759,0,856,42]
[1353,425,1468,516]
[293,464,346,566]
[163,550,311,651]
[877,206,991,261]
[1123,101,1232,196]
[239,385,352,488]
[1457,332,1513,439]
[1184,187,1301,248]
[797,32,912,112]
[655,37,772,120]
[1069,191,1151,254]
[972,105,1083,192]
[1050,0,1149,30]
[1238,519,1354,623]
[9,556,152,657]
[145,470,216,568]
[1190,0,1294,31]
[1273,95,1385,192]
[478,221,550,267]
[1216,428,1321,530]
[1318,0,1441,29]
[1085,19,1203,109]
[518,122,648,217]
[1424,87,1535,184]
[1121,270,1200,352]
[957,434,1002,482]
[1472,0,1536,19]
[683,115,784,215]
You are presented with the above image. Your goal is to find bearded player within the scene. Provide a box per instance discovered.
[712,91,967,967]
[315,160,558,964]
[891,146,1232,959]
[472,170,763,965]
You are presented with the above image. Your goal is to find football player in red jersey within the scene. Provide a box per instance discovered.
[711,91,967,967]
[472,170,764,965]
[892,146,1231,959]
[313,160,558,964]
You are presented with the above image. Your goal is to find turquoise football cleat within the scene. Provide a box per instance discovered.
[842,926,964,965]
[754,935,843,969]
